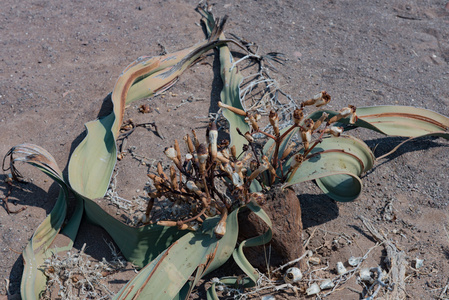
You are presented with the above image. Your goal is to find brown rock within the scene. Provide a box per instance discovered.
[238,186,304,271]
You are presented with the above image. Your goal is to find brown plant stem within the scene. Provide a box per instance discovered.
[145,198,155,219]
[302,124,328,157]
[272,123,303,170]
[236,128,260,166]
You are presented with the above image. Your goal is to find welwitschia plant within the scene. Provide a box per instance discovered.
[3,5,449,300]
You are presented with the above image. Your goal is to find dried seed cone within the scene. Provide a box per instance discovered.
[186,180,202,196]
[248,161,269,181]
[312,112,329,131]
[300,129,311,151]
[174,139,182,163]
[303,118,314,130]
[234,161,244,179]
[325,126,344,137]
[230,145,237,159]
[169,166,179,190]
[301,91,331,107]
[293,108,304,125]
[262,155,276,183]
[208,122,218,161]
[164,146,181,169]
[164,146,177,159]
[269,110,280,136]
[214,208,228,239]
[197,143,209,175]
[192,129,200,150]
[157,162,169,180]
[243,131,254,143]
[184,134,195,154]
[327,105,356,124]
[316,91,331,107]
[288,154,304,179]
[247,114,259,131]
[218,101,247,116]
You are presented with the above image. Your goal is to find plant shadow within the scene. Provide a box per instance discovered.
[8,256,24,295]
[209,49,223,117]
[349,224,379,244]
[297,193,339,229]
[363,135,448,170]
[1,175,60,295]
[72,219,124,263]
[0,173,58,215]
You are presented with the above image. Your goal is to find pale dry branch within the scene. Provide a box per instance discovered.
[271,251,309,274]
[40,243,126,300]
[359,215,407,300]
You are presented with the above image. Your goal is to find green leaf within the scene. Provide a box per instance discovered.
[6,144,190,299]
[21,189,68,299]
[309,106,449,137]
[263,125,298,161]
[356,105,449,137]
[232,201,272,284]
[355,106,449,158]
[115,208,241,300]
[218,46,249,152]
[68,22,238,199]
[83,198,187,268]
[4,144,81,300]
[201,8,250,152]
[68,114,117,199]
[308,106,449,160]
[114,216,227,300]
[175,208,241,299]
[284,135,375,202]
[206,277,254,300]
[203,209,240,276]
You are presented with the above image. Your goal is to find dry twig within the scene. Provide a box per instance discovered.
[359,215,407,299]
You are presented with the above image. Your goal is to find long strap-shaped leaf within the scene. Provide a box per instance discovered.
[356,105,449,136]
[283,135,375,202]
[174,207,241,300]
[114,231,217,300]
[114,210,240,300]
[204,202,272,300]
[296,106,448,201]
[68,18,240,199]
[232,201,272,284]
[5,143,191,299]
[309,106,449,157]
[200,8,250,152]
[206,277,254,300]
[356,106,449,159]
[83,197,187,267]
[4,144,83,300]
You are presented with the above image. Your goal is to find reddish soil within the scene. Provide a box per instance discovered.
[1,0,449,299]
